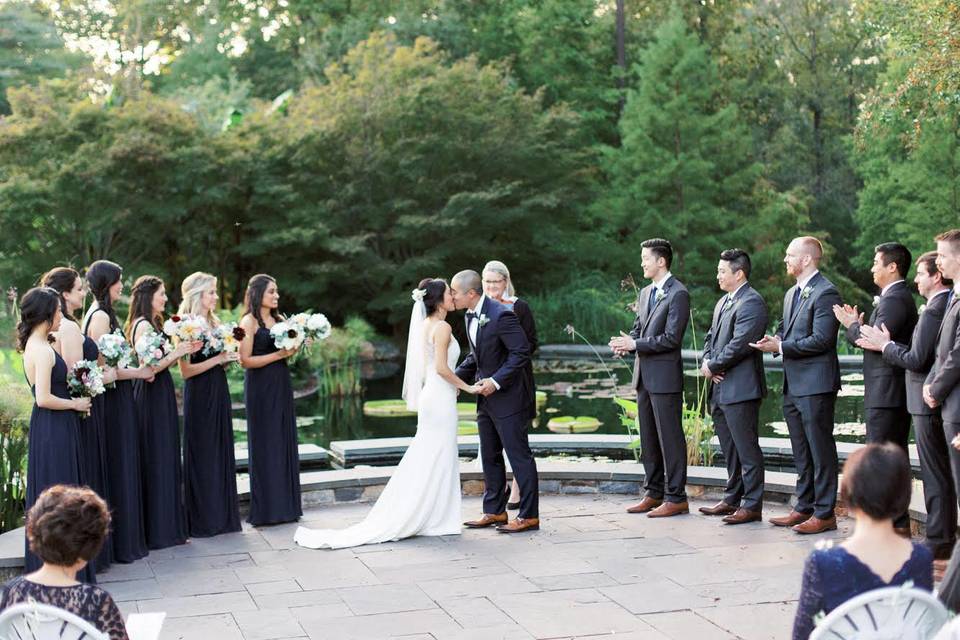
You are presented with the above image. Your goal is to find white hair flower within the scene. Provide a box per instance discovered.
[411,288,426,302]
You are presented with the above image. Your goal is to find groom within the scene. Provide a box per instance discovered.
[452,270,540,533]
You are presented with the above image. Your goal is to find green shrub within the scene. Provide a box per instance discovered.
[0,369,31,532]
[527,272,636,345]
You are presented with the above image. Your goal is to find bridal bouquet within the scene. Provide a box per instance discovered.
[67,359,106,415]
[270,320,305,351]
[134,329,173,367]
[97,329,133,369]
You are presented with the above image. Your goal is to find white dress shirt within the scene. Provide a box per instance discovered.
[467,294,500,390]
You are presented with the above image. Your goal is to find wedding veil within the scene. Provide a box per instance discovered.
[401,299,427,411]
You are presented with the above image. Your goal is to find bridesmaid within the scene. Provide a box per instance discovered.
[178,272,241,537]
[17,287,94,582]
[126,276,198,549]
[239,274,302,526]
[42,267,115,573]
[84,260,152,563]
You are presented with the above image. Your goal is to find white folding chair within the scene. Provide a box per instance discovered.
[810,586,949,640]
[0,601,108,640]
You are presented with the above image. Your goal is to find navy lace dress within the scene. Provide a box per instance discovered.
[0,576,128,640]
[24,349,96,584]
[132,319,187,549]
[244,327,302,526]
[77,329,113,572]
[182,348,241,537]
[792,542,933,639]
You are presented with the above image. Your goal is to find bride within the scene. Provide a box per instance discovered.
[294,278,480,549]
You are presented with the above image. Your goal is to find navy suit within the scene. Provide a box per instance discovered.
[456,297,538,518]
[776,272,842,520]
[702,284,768,511]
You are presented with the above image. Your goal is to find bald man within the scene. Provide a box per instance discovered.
[752,237,842,534]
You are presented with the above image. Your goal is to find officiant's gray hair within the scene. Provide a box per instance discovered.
[453,270,483,295]
[483,260,516,298]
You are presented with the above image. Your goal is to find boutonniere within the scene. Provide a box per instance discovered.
[655,289,666,303]
[872,295,881,306]
[800,286,813,300]
[919,304,927,315]
[477,314,491,327]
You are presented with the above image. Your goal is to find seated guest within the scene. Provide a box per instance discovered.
[792,443,933,640]
[0,485,129,640]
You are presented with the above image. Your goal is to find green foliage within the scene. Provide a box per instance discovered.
[527,272,635,345]
[0,350,31,532]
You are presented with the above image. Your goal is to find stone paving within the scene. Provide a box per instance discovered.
[103,495,851,640]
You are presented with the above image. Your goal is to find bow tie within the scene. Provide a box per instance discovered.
[466,311,478,320]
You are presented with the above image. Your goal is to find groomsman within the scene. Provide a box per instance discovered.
[699,249,768,525]
[752,237,842,534]
[859,251,952,557]
[610,238,690,518]
[834,243,918,530]
[925,230,960,514]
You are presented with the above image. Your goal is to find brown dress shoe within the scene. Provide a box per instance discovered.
[626,497,663,514]
[496,517,540,533]
[464,513,508,528]
[647,501,689,518]
[722,508,762,525]
[792,516,837,535]
[699,501,737,516]
[769,510,812,527]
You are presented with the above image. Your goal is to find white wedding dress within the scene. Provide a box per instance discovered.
[294,331,462,549]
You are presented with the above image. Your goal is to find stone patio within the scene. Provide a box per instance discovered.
[103,494,851,640]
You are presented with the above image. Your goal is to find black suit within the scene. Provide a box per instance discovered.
[776,272,842,520]
[511,298,538,416]
[629,275,690,503]
[883,290,952,553]
[845,281,918,447]
[702,284,768,511]
[456,297,539,518]
[927,291,960,542]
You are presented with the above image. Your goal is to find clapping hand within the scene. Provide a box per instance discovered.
[832,303,863,329]
[608,331,634,358]
[750,334,781,353]
[855,323,890,352]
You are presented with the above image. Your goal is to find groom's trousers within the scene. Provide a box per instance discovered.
[478,409,539,519]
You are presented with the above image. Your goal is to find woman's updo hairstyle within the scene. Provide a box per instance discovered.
[16,287,61,352]
[417,278,448,316]
[26,485,111,566]
[41,267,81,319]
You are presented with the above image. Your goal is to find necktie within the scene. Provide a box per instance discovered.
[790,286,802,317]
[648,287,658,313]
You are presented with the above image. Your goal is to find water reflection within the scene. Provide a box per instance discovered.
[233,358,874,449]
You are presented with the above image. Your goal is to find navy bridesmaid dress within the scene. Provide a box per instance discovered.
[183,347,241,537]
[95,311,148,564]
[24,348,96,584]
[77,324,113,572]
[245,326,302,526]
[132,319,187,549]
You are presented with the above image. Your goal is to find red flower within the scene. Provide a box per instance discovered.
[232,327,246,340]
[171,315,181,323]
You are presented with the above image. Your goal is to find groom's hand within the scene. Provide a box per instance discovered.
[478,379,497,396]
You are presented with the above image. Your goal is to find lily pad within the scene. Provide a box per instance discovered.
[296,415,323,427]
[363,400,416,417]
[841,372,865,382]
[837,385,865,398]
[546,415,602,433]
[457,403,478,418]
[535,390,548,406]
[458,420,479,435]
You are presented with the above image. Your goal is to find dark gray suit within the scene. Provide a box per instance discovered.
[927,291,960,540]
[629,275,690,503]
[777,272,842,520]
[883,290,951,553]
[845,281,918,448]
[702,284,768,511]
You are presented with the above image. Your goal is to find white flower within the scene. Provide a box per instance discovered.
[919,304,927,315]
[800,286,813,300]
[305,313,331,340]
[270,321,305,351]
[655,289,666,303]
[411,288,426,302]
[873,295,881,306]
[134,329,172,366]
[477,313,491,327]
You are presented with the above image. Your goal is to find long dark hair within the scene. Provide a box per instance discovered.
[41,267,81,321]
[244,274,282,328]
[16,287,60,352]
[125,275,165,341]
[85,260,123,331]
